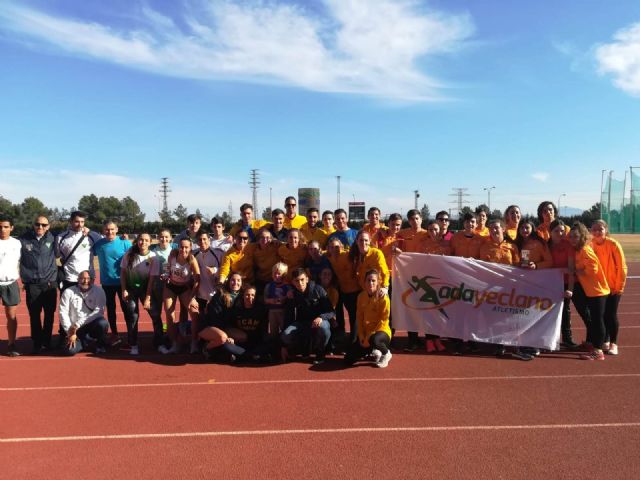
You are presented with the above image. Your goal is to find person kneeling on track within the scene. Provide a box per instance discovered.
[59,270,108,356]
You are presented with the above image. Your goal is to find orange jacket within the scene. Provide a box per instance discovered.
[398,228,429,253]
[505,227,518,241]
[451,231,484,259]
[536,223,570,242]
[474,226,489,237]
[591,237,627,293]
[250,243,280,283]
[479,240,520,265]
[521,238,554,269]
[277,244,307,272]
[575,245,610,297]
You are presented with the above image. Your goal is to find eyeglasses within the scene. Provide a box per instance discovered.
[436,217,450,222]
[34,223,49,227]
[285,203,296,208]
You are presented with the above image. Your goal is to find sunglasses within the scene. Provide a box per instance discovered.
[34,223,49,227]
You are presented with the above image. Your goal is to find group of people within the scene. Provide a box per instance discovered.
[0,196,627,365]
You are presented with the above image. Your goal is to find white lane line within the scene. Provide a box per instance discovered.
[2,373,640,392]
[3,423,640,443]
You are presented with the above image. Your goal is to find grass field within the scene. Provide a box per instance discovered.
[613,234,640,261]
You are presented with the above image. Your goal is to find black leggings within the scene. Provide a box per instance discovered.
[573,284,606,349]
[604,294,621,344]
[103,284,127,334]
[345,331,391,363]
[336,291,359,343]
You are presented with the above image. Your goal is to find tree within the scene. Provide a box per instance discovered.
[19,197,50,225]
[78,194,101,223]
[475,203,490,214]
[0,196,17,217]
[158,207,172,224]
[120,196,145,227]
[490,209,502,219]
[173,204,188,223]
[420,204,430,221]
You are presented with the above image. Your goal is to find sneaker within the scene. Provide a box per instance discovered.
[313,354,326,365]
[158,344,177,355]
[370,349,383,363]
[434,338,446,352]
[602,342,610,352]
[190,340,199,354]
[580,349,605,361]
[495,345,507,357]
[95,346,106,354]
[511,349,533,361]
[404,341,419,353]
[7,345,20,357]
[425,339,436,353]
[606,343,618,356]
[377,351,392,368]
[130,345,139,356]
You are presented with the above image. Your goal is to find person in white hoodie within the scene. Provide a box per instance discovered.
[59,270,108,356]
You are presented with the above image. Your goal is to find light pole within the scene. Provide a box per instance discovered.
[558,193,566,217]
[483,186,495,211]
[414,190,420,209]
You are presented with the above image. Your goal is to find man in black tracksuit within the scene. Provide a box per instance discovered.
[20,215,57,353]
[280,267,334,364]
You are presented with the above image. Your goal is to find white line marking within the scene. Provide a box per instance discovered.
[3,423,640,443]
[2,373,640,392]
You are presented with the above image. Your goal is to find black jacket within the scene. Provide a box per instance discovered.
[285,281,334,327]
[20,230,57,284]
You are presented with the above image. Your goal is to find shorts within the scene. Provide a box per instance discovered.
[165,282,191,296]
[0,281,21,306]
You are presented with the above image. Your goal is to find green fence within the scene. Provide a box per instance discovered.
[602,169,640,233]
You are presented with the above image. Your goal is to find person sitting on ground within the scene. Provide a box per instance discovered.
[59,270,109,356]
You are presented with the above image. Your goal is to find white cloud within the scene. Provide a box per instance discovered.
[531,172,549,182]
[0,0,474,102]
[594,22,640,97]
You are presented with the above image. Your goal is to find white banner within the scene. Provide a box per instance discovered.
[391,253,564,350]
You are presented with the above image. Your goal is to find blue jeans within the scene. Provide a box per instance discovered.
[64,317,109,356]
[281,320,331,355]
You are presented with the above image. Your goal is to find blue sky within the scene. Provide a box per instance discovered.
[1,0,639,221]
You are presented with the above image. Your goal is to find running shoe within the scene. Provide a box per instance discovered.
[511,349,533,361]
[580,349,605,361]
[130,345,139,356]
[377,351,392,368]
[7,344,20,357]
[602,342,610,352]
[606,343,618,355]
[370,349,382,363]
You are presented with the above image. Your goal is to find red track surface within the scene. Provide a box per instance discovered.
[2,264,640,479]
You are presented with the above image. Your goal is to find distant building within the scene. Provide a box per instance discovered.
[298,188,320,216]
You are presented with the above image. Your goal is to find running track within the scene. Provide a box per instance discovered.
[2,264,640,479]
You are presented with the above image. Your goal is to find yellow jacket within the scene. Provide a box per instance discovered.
[575,245,610,297]
[356,248,390,290]
[219,246,254,283]
[250,243,280,284]
[474,226,489,237]
[300,224,329,248]
[505,227,518,241]
[591,237,627,293]
[356,291,392,342]
[277,244,307,272]
[327,251,360,294]
[284,214,307,229]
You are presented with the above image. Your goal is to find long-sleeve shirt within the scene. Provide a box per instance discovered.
[398,228,429,253]
[327,251,360,294]
[520,238,553,269]
[356,291,392,342]
[284,282,334,326]
[591,237,627,294]
[59,285,106,333]
[278,244,307,272]
[575,245,610,297]
[250,243,280,284]
[355,248,390,290]
[451,231,484,259]
[479,240,520,265]
[219,246,254,283]
[19,230,57,284]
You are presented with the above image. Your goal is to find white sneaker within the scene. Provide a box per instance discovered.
[602,342,610,352]
[377,351,392,368]
[130,345,139,356]
[370,349,382,363]
[607,343,618,355]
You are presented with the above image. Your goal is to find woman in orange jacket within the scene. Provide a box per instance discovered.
[590,220,627,355]
[515,219,553,270]
[504,205,522,241]
[567,222,610,360]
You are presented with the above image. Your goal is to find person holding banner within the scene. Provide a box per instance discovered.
[548,219,580,349]
[422,221,451,256]
[567,222,610,361]
[590,220,627,356]
[344,269,392,368]
[451,213,483,259]
[479,219,520,266]
[504,205,522,241]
